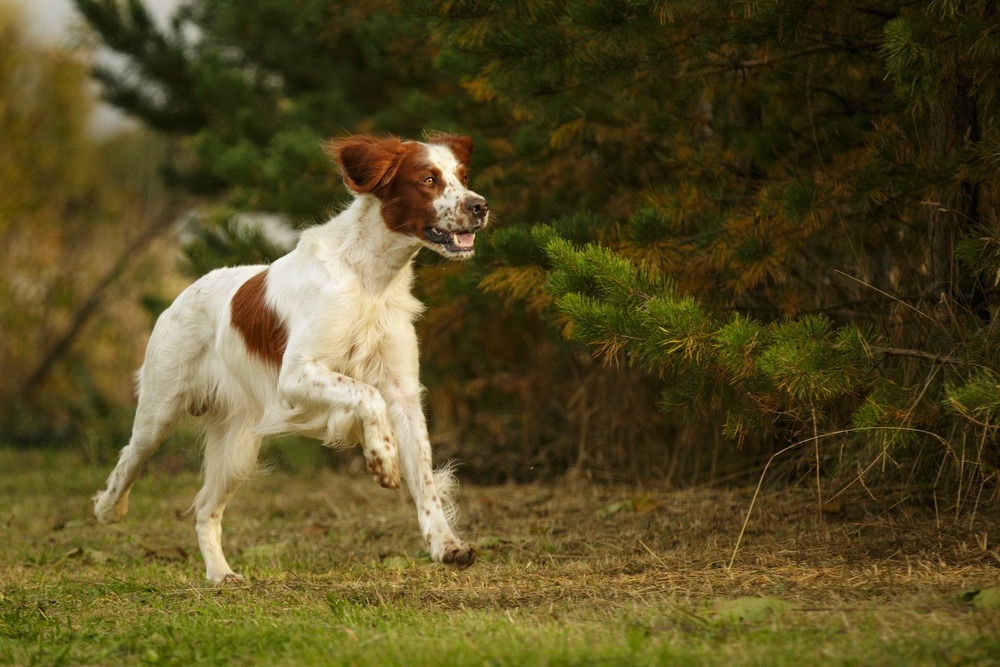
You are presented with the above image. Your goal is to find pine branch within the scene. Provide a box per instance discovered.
[872,346,963,365]
[685,44,860,78]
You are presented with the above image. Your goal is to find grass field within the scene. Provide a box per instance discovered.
[1,445,998,666]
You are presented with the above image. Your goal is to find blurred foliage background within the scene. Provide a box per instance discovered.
[0,0,181,448]
[4,0,999,504]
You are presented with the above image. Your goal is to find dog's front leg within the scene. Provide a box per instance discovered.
[278,359,401,489]
[383,379,476,569]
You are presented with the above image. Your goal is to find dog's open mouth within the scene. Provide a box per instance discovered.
[423,226,476,256]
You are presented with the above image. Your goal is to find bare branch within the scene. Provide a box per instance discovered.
[20,201,183,398]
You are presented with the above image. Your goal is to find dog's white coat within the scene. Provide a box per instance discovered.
[94,138,485,582]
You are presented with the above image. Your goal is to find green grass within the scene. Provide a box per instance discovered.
[1,446,997,665]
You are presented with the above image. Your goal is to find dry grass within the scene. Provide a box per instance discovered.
[58,445,999,609]
[1,445,998,665]
[307,477,1000,611]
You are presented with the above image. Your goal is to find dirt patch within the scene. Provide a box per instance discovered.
[211,468,1000,612]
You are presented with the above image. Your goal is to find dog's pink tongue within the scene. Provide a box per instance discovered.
[453,232,476,249]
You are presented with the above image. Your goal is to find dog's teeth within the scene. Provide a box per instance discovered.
[452,232,475,249]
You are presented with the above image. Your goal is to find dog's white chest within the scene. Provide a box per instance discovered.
[309,286,419,382]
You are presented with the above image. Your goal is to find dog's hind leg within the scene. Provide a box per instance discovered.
[193,421,261,583]
[93,379,185,525]
[94,297,212,525]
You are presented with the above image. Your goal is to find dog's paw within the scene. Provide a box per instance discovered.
[366,452,401,489]
[440,541,477,570]
[207,571,247,585]
[365,432,400,489]
[93,488,130,524]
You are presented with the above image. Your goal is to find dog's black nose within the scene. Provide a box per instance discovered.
[463,196,489,220]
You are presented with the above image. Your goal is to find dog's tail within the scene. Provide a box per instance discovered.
[433,461,460,525]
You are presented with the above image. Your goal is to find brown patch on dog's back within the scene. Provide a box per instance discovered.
[230,270,287,368]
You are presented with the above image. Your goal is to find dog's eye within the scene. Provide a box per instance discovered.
[423,176,437,186]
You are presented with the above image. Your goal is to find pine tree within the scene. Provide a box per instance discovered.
[423,0,1000,491]
[75,0,484,219]
[77,0,1000,488]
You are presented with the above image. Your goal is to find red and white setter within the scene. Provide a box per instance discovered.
[94,134,488,582]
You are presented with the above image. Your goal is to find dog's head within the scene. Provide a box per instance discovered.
[326,133,489,260]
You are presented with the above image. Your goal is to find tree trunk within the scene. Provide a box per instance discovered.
[927,73,979,303]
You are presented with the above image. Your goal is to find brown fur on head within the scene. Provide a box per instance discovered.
[324,133,475,195]
[324,133,487,259]
[324,135,408,195]
[426,132,473,168]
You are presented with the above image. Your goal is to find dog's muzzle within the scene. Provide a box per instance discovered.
[463,195,489,226]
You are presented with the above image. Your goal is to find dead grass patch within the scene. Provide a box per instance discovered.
[1,447,997,665]
[198,462,1000,613]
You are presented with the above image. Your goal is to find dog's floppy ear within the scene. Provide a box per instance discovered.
[427,132,474,167]
[324,135,406,195]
